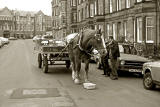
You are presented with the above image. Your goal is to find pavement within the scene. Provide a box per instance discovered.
[0,39,160,107]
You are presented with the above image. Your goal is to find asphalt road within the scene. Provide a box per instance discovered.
[0,39,160,107]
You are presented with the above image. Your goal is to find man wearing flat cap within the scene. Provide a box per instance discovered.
[106,35,120,80]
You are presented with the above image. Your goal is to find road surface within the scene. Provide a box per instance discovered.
[0,39,160,107]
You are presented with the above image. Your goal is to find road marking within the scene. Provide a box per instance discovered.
[23,89,47,95]
[10,88,60,99]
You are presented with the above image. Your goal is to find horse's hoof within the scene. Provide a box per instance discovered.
[74,79,80,84]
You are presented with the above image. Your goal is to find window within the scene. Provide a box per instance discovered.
[137,17,142,43]
[73,0,76,6]
[78,10,81,22]
[86,5,89,18]
[71,0,76,6]
[117,0,122,11]
[106,24,110,37]
[133,19,136,42]
[98,0,104,15]
[95,25,97,30]
[73,13,77,23]
[81,8,83,20]
[78,0,81,5]
[83,8,85,19]
[90,4,94,17]
[95,1,97,15]
[146,17,154,43]
[113,23,116,40]
[124,21,127,41]
[109,0,112,13]
[126,0,130,8]
[99,25,104,32]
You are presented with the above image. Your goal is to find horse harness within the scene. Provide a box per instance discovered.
[73,32,94,57]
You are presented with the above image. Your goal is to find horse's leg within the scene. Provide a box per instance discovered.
[74,56,81,84]
[84,59,90,83]
[71,61,76,80]
[69,54,76,80]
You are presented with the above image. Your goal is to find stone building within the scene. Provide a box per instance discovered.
[34,11,46,36]
[51,0,160,56]
[104,0,159,56]
[13,10,35,38]
[52,0,67,39]
[44,15,52,32]
[0,7,52,39]
[66,0,77,34]
[0,7,14,38]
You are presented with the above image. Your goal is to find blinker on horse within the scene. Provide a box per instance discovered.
[66,29,107,84]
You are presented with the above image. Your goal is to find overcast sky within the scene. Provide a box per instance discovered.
[0,0,52,15]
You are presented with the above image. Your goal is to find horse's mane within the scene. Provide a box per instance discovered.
[82,29,97,42]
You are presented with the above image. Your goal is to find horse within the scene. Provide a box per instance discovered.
[66,29,107,84]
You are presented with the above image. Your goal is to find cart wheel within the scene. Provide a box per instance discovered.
[66,61,70,69]
[38,53,42,68]
[43,55,48,73]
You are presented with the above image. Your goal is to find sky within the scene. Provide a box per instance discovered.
[0,0,52,15]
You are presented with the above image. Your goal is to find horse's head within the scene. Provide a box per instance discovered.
[91,29,107,55]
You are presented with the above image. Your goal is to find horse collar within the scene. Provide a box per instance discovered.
[78,33,92,56]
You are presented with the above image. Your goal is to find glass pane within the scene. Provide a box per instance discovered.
[147,27,153,41]
[147,18,152,26]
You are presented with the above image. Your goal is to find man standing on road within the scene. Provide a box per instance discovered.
[107,35,120,80]
[101,42,110,76]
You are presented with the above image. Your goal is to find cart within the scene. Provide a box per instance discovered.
[34,39,71,73]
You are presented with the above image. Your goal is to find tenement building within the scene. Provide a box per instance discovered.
[13,10,35,38]
[52,0,67,39]
[66,0,77,34]
[105,0,159,56]
[0,7,15,38]
[51,0,160,56]
[0,7,52,39]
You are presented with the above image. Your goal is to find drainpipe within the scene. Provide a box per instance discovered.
[155,0,158,54]
[103,0,106,41]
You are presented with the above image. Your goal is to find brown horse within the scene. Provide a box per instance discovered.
[66,29,107,84]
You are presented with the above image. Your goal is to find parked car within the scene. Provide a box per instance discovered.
[0,39,3,48]
[41,35,54,45]
[142,61,160,90]
[0,37,9,44]
[9,36,17,40]
[95,44,150,74]
[33,35,42,42]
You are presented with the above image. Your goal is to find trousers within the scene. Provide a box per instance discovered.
[108,58,118,78]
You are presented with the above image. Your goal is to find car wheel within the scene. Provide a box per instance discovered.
[96,59,101,69]
[143,72,155,90]
[43,55,48,73]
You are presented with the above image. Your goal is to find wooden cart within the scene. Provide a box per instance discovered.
[34,40,70,73]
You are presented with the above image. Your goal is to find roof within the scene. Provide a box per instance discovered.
[13,10,36,17]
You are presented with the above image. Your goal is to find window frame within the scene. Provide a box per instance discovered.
[137,17,142,43]
[146,17,154,43]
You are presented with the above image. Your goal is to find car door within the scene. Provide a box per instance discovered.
[151,62,160,82]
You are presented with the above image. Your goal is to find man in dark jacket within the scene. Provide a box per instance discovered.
[101,42,110,76]
[107,36,120,80]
